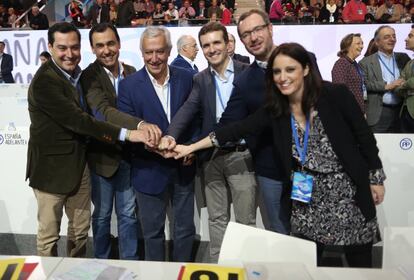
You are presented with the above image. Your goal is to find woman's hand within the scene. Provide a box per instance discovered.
[370,184,385,205]
[174,144,194,159]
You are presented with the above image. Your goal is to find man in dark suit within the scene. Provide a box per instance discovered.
[27,22,150,257]
[81,23,162,260]
[227,33,250,64]
[160,22,257,263]
[116,0,135,27]
[171,35,199,75]
[117,26,196,262]
[359,25,410,133]
[217,9,320,235]
[87,0,110,26]
[0,41,14,83]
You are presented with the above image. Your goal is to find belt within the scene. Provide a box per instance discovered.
[220,145,247,152]
[382,103,400,108]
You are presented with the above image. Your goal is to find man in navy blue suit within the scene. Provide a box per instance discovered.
[218,9,320,235]
[0,41,14,83]
[171,35,199,75]
[117,26,196,262]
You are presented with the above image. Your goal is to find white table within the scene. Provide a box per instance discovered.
[48,258,408,280]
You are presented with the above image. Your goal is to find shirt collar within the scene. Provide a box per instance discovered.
[180,54,195,68]
[378,50,394,59]
[146,66,170,87]
[103,61,125,79]
[210,57,234,81]
[256,60,268,70]
[52,57,82,83]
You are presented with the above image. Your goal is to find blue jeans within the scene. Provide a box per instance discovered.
[257,175,290,234]
[135,175,195,262]
[91,160,138,260]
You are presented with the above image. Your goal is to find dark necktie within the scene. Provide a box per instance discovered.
[194,64,199,72]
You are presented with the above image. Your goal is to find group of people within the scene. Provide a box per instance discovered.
[9,6,414,267]
[331,27,414,133]
[267,0,414,24]
[67,0,234,28]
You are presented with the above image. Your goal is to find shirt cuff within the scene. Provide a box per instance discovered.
[369,168,386,185]
[119,128,127,141]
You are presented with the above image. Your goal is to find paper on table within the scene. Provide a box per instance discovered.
[52,260,136,280]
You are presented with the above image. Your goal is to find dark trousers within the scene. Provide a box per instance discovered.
[401,106,414,133]
[135,175,195,262]
[316,242,373,268]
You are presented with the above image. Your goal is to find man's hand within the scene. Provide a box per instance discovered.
[128,129,156,147]
[370,184,385,205]
[139,122,162,147]
[385,79,405,91]
[158,136,176,151]
[182,153,195,166]
[173,144,194,159]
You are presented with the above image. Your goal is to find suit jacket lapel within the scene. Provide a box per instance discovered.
[49,61,82,108]
[95,61,117,99]
[205,70,217,122]
[370,53,383,81]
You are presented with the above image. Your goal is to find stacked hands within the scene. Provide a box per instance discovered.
[129,122,195,165]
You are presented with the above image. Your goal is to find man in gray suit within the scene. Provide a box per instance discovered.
[359,25,410,133]
[159,22,257,263]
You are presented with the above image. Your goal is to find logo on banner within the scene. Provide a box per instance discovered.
[0,134,4,145]
[400,138,412,150]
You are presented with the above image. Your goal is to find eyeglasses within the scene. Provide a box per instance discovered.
[240,24,269,41]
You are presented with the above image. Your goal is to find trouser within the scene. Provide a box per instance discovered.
[33,166,91,257]
[203,149,257,263]
[316,242,373,268]
[91,160,138,260]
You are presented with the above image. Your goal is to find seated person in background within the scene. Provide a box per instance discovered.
[269,0,285,22]
[319,0,340,23]
[29,5,49,30]
[179,0,196,19]
[220,1,232,25]
[208,0,222,18]
[117,0,135,27]
[375,0,404,23]
[297,0,314,23]
[165,2,179,24]
[342,0,367,23]
[195,0,208,19]
[152,2,166,25]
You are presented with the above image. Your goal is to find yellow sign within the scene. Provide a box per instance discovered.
[0,258,25,280]
[178,263,246,280]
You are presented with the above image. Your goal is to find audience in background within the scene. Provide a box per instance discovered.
[29,5,49,30]
[38,51,51,65]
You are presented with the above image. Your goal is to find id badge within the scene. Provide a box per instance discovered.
[362,84,368,100]
[291,172,313,203]
[357,9,363,14]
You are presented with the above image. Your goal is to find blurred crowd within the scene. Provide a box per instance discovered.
[266,0,414,23]
[2,0,413,31]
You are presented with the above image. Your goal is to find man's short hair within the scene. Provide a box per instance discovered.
[374,25,394,41]
[198,22,229,45]
[89,23,120,46]
[140,26,172,51]
[177,35,192,52]
[48,22,81,46]
[0,41,5,46]
[237,9,270,37]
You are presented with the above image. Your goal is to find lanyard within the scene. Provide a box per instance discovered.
[214,76,227,111]
[378,54,396,78]
[291,114,310,167]
[353,61,367,93]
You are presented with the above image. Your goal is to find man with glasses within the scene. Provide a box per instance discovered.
[171,35,199,75]
[218,9,320,235]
